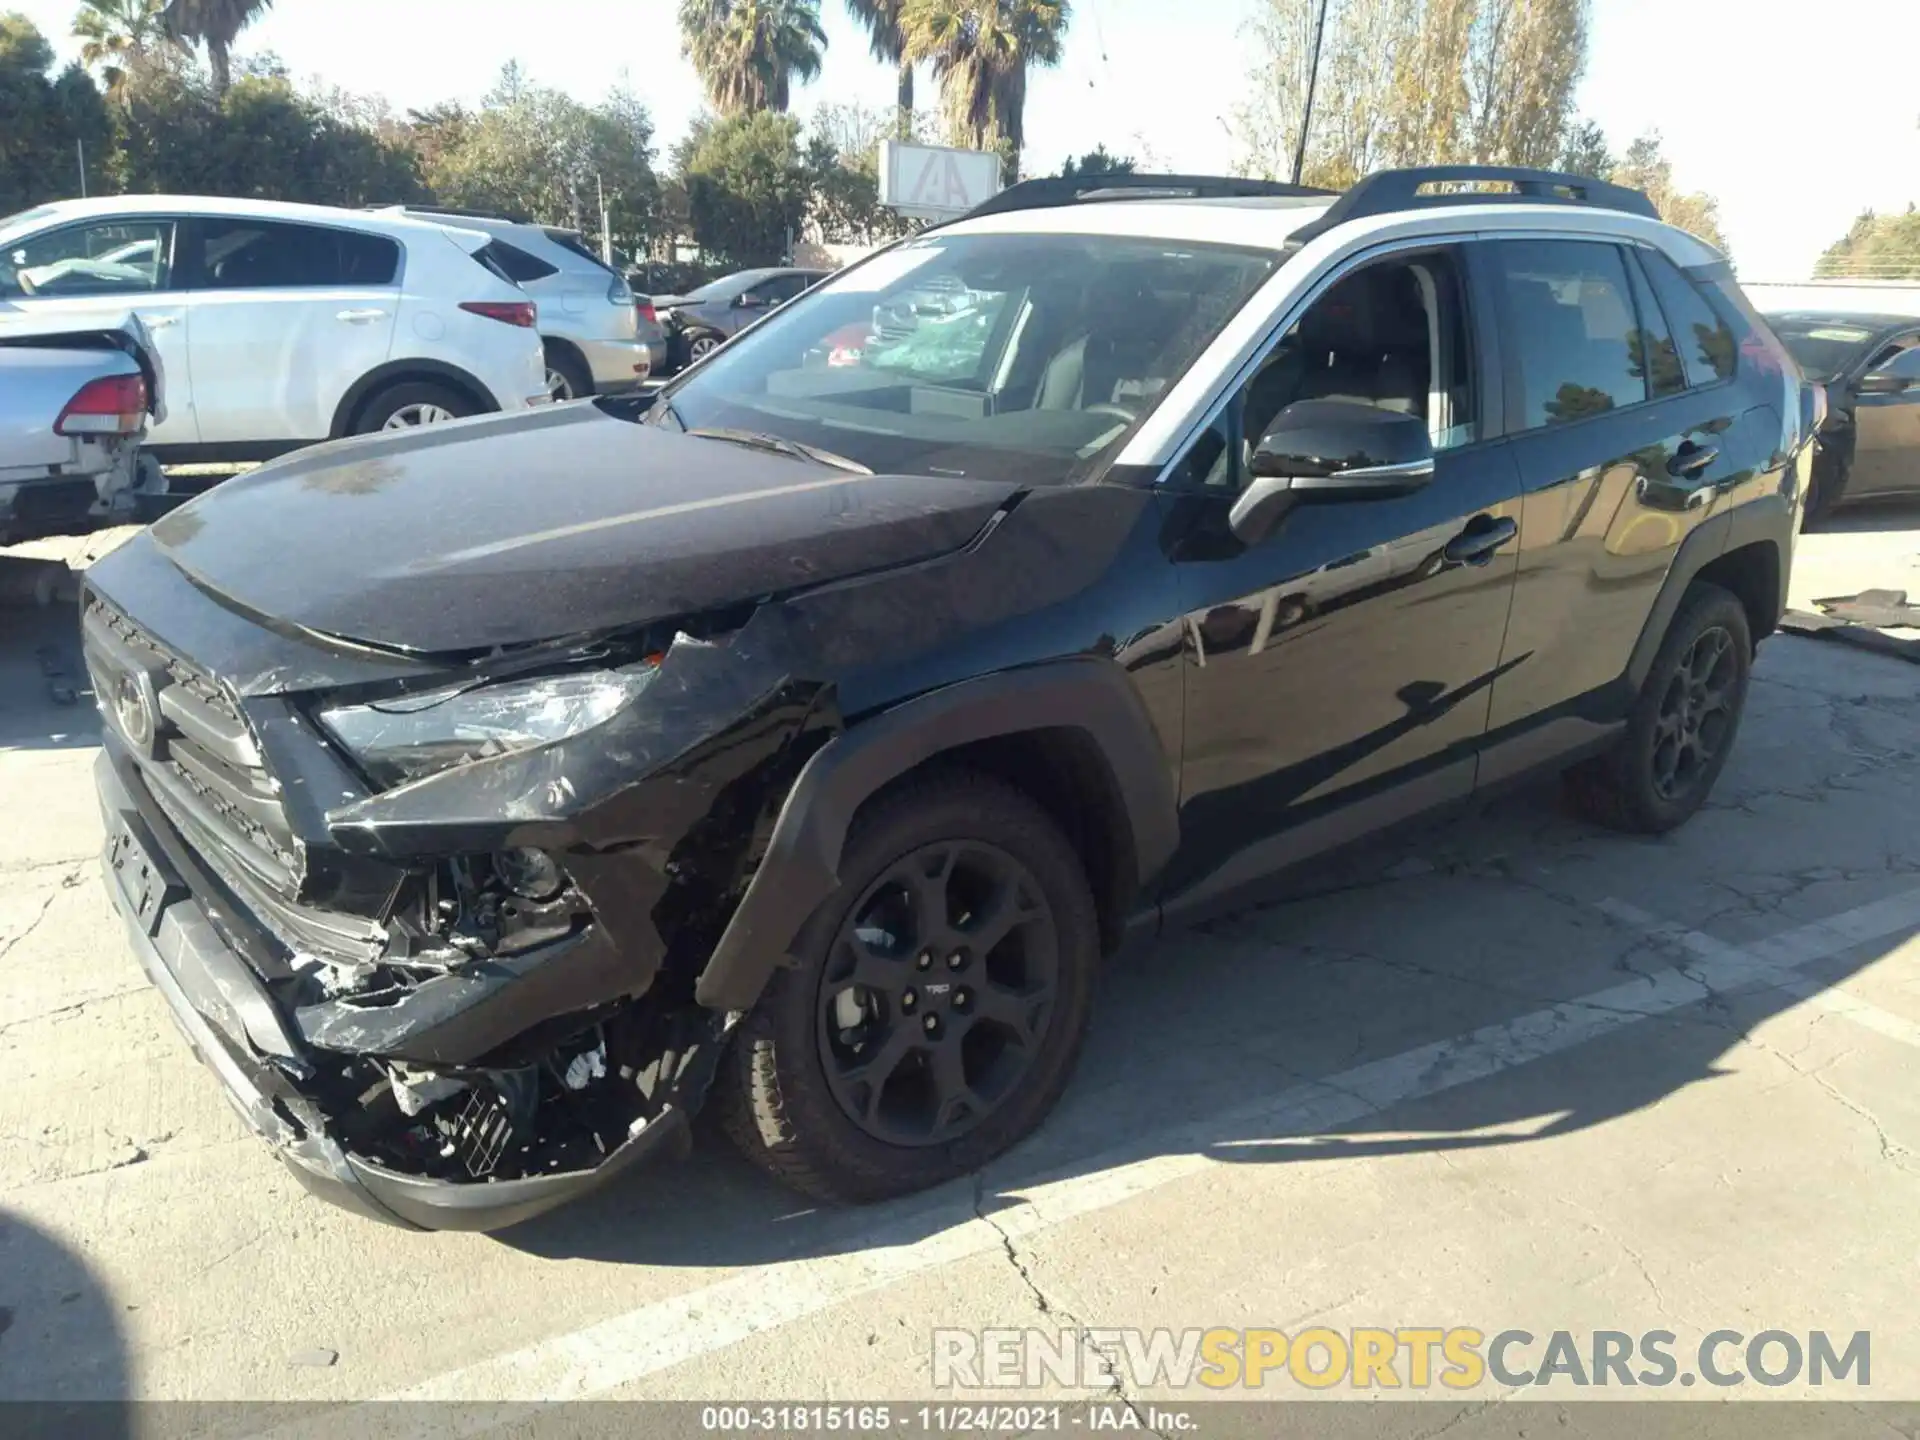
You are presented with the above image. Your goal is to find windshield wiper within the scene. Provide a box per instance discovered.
[686,427,872,475]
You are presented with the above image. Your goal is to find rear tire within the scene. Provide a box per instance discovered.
[680,328,725,367]
[1563,582,1753,834]
[718,773,1100,1204]
[545,344,593,402]
[354,381,476,434]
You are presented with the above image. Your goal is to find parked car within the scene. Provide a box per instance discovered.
[1763,309,1920,523]
[0,312,166,544]
[85,167,1813,1232]
[652,266,830,368]
[373,207,653,400]
[0,197,548,465]
[633,292,670,378]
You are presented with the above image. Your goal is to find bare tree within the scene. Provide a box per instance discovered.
[1466,0,1586,166]
[1382,0,1473,166]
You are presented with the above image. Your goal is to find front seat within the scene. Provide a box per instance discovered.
[1294,266,1428,416]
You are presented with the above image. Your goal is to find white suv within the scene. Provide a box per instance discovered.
[0,196,549,462]
[376,207,654,400]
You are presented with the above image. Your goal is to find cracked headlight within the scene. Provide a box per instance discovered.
[317,665,659,785]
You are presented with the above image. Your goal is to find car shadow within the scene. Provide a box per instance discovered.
[1808,498,1920,535]
[0,1208,130,1419]
[501,782,1916,1269]
[0,589,97,753]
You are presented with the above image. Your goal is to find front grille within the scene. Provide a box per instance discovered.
[83,596,388,968]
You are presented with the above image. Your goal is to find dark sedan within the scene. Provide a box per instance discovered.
[1766,310,1920,523]
[652,267,831,370]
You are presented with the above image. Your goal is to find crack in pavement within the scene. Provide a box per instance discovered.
[971,1175,1171,1439]
[0,985,149,1038]
[0,864,84,963]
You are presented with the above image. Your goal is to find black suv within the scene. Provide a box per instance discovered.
[86,169,1815,1230]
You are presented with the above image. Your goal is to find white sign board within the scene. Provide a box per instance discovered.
[879,141,1004,220]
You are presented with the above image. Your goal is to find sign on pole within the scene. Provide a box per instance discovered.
[878,142,1004,221]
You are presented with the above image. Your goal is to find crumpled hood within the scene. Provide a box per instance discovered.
[150,402,1019,654]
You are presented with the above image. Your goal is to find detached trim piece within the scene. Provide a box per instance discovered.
[695,658,1180,1011]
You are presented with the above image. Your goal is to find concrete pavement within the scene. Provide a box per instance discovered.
[3,513,1920,1419]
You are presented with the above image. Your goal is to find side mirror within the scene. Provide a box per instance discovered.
[1229,400,1435,544]
[1858,370,1909,396]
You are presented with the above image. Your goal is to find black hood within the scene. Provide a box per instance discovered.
[149,403,1019,654]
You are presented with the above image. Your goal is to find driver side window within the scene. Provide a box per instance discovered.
[1173,249,1477,494]
[3,219,175,298]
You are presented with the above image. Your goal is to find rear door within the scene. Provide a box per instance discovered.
[0,215,195,445]
[1848,339,1920,497]
[181,217,401,444]
[1479,237,1745,782]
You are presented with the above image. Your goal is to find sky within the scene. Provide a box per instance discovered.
[13,0,1920,279]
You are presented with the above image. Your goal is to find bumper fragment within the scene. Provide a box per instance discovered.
[94,751,689,1232]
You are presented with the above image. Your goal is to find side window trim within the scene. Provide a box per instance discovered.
[1620,244,1680,402]
[1154,236,1497,488]
[180,216,403,291]
[1637,244,1739,395]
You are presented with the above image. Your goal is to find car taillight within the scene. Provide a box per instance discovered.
[460,300,538,328]
[54,373,147,436]
[636,299,657,326]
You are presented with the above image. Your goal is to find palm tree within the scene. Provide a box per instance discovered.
[846,0,913,138]
[73,0,168,101]
[161,0,273,98]
[678,0,827,116]
[901,0,1068,160]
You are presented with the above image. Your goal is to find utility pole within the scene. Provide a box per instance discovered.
[76,138,87,198]
[1291,0,1331,186]
[596,173,612,264]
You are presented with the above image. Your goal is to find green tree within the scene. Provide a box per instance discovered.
[805,104,923,243]
[846,0,914,138]
[0,14,114,211]
[1614,131,1728,254]
[679,0,827,116]
[901,0,1070,169]
[1556,116,1612,179]
[73,0,169,103]
[161,0,272,97]
[680,110,812,266]
[1059,145,1134,178]
[1815,208,1920,280]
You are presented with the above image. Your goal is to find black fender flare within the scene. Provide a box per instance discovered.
[1625,490,1792,691]
[328,359,501,437]
[694,658,1180,1011]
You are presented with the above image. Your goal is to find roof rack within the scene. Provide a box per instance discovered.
[368,202,536,226]
[1285,165,1658,247]
[960,172,1337,222]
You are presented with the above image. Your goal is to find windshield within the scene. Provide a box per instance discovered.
[1769,320,1879,381]
[654,233,1281,484]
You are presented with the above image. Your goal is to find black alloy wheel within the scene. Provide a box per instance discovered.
[816,840,1059,1148]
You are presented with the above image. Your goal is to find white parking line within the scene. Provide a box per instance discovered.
[267,886,1920,1429]
[1598,896,1920,1051]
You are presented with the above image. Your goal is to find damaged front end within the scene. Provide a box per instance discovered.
[86,556,833,1231]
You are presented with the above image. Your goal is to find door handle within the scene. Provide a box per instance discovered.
[336,308,388,323]
[1442,515,1518,566]
[1667,445,1719,477]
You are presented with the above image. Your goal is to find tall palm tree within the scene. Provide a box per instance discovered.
[846,0,913,137]
[678,0,827,116]
[161,0,273,98]
[73,0,168,102]
[901,0,1068,159]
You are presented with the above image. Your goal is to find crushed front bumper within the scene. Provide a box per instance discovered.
[94,751,689,1231]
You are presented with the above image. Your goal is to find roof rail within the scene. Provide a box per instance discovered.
[367,202,536,226]
[1286,165,1658,247]
[960,172,1337,222]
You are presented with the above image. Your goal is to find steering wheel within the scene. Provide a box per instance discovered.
[1084,402,1139,423]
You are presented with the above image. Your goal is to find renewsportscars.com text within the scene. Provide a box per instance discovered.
[932,1327,1871,1391]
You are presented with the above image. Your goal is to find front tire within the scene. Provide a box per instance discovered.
[1563,582,1753,834]
[719,773,1099,1203]
[681,328,725,367]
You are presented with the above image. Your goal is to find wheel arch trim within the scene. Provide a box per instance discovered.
[328,359,501,437]
[694,658,1179,1012]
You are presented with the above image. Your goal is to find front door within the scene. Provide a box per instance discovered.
[1162,246,1524,916]
[1849,341,1920,498]
[0,215,196,445]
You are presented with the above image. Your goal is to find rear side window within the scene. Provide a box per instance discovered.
[540,229,612,273]
[195,220,399,289]
[479,240,559,284]
[1623,251,1686,399]
[1494,239,1647,429]
[1639,248,1735,386]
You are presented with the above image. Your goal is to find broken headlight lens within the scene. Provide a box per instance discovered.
[317,665,658,785]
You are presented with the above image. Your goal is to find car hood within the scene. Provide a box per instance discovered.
[148,402,1020,654]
